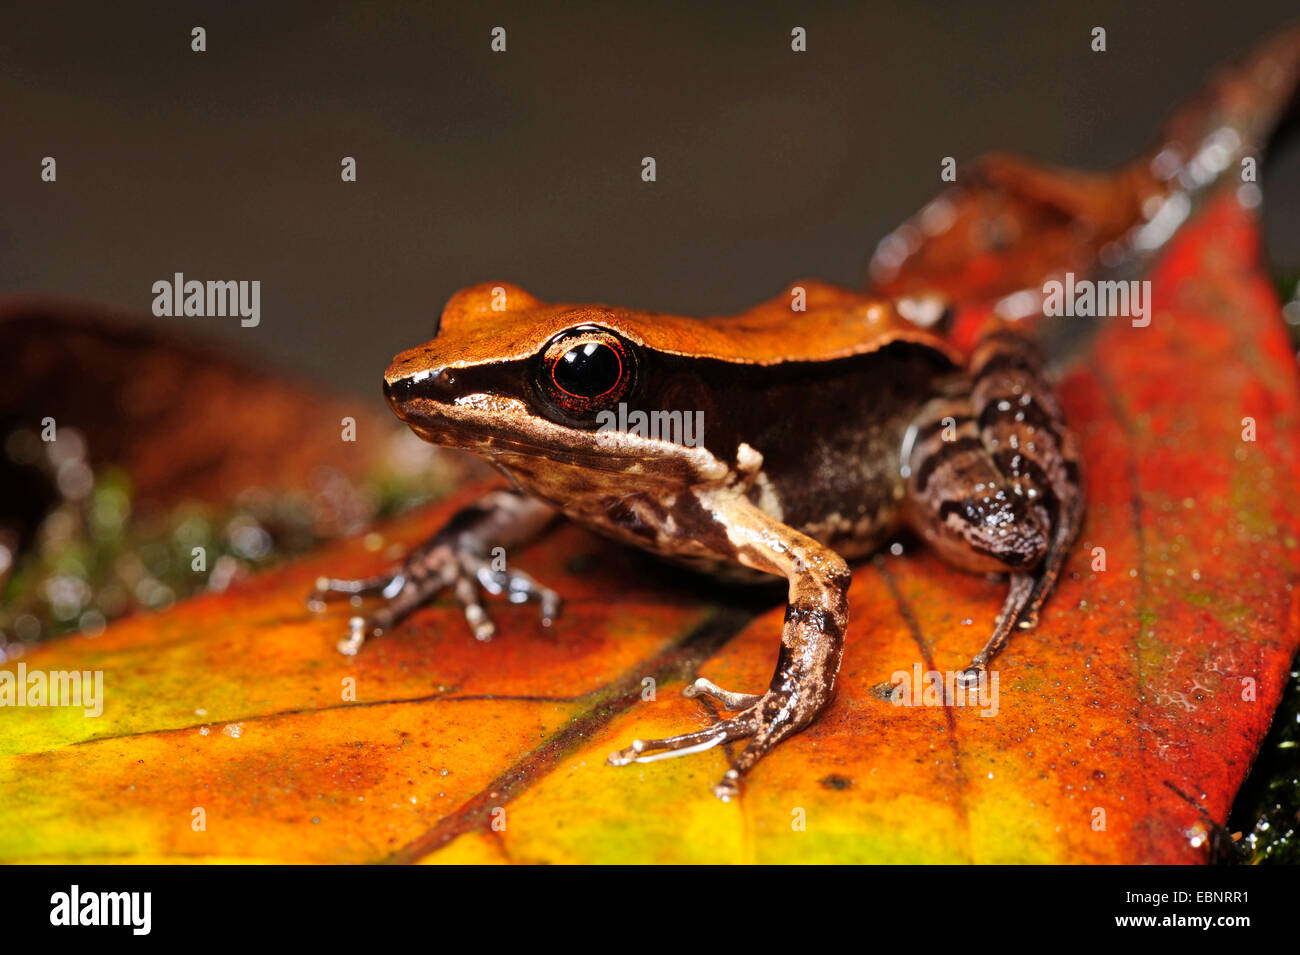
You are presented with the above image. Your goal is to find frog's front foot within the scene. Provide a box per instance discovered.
[606,496,849,799]
[607,681,823,801]
[682,676,762,711]
[308,535,560,655]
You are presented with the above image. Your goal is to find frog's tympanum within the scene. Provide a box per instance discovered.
[311,280,1082,799]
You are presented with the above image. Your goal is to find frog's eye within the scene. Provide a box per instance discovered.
[536,326,637,422]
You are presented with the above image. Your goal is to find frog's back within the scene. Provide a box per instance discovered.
[621,279,958,366]
[431,279,959,369]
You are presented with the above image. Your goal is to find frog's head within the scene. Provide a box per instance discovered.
[383,283,728,484]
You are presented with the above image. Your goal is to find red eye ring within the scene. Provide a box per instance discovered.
[536,326,637,421]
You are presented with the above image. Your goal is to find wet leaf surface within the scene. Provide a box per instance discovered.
[2,190,1298,862]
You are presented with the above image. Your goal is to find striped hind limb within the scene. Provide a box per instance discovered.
[903,323,1083,682]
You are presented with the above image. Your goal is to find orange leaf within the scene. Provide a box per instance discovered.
[3,186,1297,863]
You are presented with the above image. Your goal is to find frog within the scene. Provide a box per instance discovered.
[310,278,1083,800]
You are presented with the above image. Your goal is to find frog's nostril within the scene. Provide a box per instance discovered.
[384,375,419,403]
[384,368,453,404]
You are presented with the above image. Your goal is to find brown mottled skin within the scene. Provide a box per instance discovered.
[311,279,1082,799]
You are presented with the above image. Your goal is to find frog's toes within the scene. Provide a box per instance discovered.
[337,616,370,656]
[450,568,497,641]
[474,562,562,626]
[311,545,563,652]
[683,677,762,711]
[325,565,453,655]
[606,717,750,768]
[608,688,822,799]
[712,769,742,802]
[306,573,402,612]
[954,663,987,689]
[605,742,642,767]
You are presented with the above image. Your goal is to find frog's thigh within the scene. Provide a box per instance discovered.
[968,327,1084,630]
[903,325,1083,678]
[903,388,1050,574]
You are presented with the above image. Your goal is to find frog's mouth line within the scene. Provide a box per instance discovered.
[394,395,728,482]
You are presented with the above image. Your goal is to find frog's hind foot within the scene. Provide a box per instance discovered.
[955,528,1080,687]
[954,570,1035,687]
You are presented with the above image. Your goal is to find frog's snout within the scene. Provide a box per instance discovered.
[382,363,457,413]
[382,374,411,406]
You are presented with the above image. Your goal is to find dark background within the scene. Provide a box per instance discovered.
[3,1,1298,398]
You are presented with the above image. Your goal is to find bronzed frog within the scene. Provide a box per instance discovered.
[311,280,1082,799]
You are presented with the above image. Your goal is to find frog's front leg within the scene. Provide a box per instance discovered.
[608,496,850,801]
[308,487,560,654]
[903,324,1084,681]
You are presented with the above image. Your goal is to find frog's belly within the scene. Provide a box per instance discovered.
[558,474,904,584]
[794,505,904,562]
[573,508,900,585]
[501,415,913,582]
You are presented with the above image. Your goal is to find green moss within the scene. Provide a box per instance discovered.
[0,430,456,654]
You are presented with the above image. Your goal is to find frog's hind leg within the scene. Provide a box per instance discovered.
[971,328,1084,633]
[904,324,1083,682]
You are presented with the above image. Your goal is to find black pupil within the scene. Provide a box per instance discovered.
[555,342,620,398]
